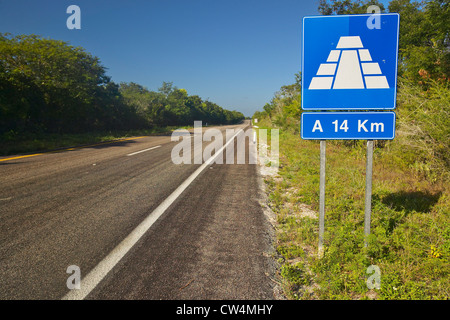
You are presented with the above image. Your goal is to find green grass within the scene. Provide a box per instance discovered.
[257,79,450,299]
[263,127,449,300]
[0,126,187,156]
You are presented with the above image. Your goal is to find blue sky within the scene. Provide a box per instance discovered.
[0,0,391,116]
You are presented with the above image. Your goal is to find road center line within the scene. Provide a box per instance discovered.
[62,127,245,300]
[126,145,161,156]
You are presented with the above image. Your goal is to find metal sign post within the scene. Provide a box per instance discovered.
[301,13,399,255]
[364,140,374,247]
[318,140,326,257]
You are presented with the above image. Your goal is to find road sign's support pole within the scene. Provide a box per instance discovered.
[364,140,374,247]
[318,140,326,257]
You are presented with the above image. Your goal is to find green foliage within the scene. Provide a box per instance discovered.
[258,81,450,301]
[119,80,244,127]
[0,33,244,144]
[266,132,449,299]
[0,33,135,133]
[254,72,302,133]
[389,0,449,81]
[319,0,450,81]
[281,263,312,288]
[318,0,386,15]
[259,79,450,300]
[255,0,450,182]
[393,79,450,181]
[278,244,305,259]
[257,1,450,299]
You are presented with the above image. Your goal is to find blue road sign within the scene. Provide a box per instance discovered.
[301,112,396,140]
[302,13,399,110]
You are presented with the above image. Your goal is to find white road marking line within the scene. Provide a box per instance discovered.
[62,128,244,300]
[126,145,161,156]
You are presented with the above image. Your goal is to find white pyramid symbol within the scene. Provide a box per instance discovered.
[308,36,389,90]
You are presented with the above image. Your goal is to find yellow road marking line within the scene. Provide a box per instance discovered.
[0,136,146,162]
[0,153,44,162]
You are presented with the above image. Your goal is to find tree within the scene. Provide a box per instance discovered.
[158,81,177,97]
[318,0,386,15]
[318,0,449,81]
[0,33,244,136]
[389,0,449,81]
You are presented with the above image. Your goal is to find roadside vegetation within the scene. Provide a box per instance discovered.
[254,0,449,299]
[0,34,244,155]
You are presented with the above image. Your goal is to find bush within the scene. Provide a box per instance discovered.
[392,79,450,182]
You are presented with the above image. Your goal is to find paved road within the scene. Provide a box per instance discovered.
[0,121,276,300]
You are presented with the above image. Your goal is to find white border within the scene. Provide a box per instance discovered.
[300,111,396,140]
[301,13,400,110]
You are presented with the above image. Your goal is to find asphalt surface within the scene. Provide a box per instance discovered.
[0,121,276,300]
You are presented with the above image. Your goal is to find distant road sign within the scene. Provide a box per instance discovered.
[301,112,396,140]
[302,13,399,110]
